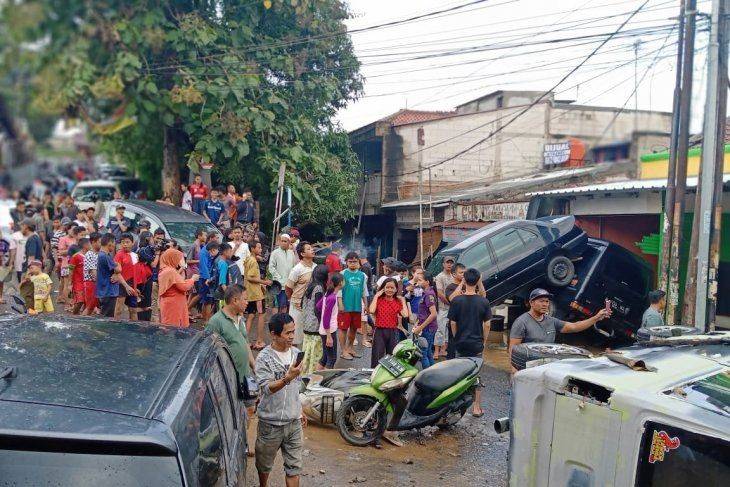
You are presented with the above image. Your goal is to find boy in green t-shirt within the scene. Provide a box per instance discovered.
[338,252,368,360]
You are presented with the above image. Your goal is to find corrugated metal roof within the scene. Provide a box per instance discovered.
[527,173,730,196]
[381,167,599,208]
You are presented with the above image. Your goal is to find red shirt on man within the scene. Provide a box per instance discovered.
[189,183,209,200]
[114,250,136,283]
[69,252,86,292]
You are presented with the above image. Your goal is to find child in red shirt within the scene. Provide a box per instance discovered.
[69,238,90,315]
[114,234,140,320]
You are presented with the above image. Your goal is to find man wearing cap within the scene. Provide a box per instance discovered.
[108,206,131,242]
[509,288,610,367]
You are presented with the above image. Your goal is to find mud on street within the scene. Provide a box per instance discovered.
[247,348,512,486]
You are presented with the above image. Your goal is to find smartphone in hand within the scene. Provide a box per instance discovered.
[294,351,305,367]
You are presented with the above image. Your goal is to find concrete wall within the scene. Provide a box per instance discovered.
[382,103,672,205]
[389,103,549,200]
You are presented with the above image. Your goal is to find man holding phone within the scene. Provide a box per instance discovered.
[254,313,307,487]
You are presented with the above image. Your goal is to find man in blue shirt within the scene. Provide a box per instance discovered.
[199,241,220,322]
[203,189,225,227]
[108,205,132,242]
[96,233,121,317]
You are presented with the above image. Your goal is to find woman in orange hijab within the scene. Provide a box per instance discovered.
[158,248,199,327]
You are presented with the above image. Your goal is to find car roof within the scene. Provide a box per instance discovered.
[523,335,729,400]
[73,180,119,188]
[0,315,211,419]
[110,199,210,222]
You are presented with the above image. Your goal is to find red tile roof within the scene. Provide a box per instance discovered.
[381,109,456,127]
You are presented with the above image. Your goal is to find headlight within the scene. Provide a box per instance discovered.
[379,376,413,391]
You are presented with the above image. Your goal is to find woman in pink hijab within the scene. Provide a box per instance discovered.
[158,248,199,327]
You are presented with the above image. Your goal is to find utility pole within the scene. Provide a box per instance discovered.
[658,0,685,300]
[633,39,642,132]
[667,0,697,325]
[417,127,425,268]
[692,0,729,329]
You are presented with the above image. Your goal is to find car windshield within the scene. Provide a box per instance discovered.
[0,449,181,486]
[73,187,116,202]
[166,221,220,247]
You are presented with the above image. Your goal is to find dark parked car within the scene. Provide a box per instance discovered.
[0,315,247,486]
[553,237,654,340]
[100,200,223,252]
[428,216,588,306]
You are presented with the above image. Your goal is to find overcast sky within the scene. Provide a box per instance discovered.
[336,0,720,133]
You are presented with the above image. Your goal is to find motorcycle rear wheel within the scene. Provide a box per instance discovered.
[336,395,388,447]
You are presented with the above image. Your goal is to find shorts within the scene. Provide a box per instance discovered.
[117,279,138,307]
[245,299,264,315]
[255,419,303,477]
[198,279,212,304]
[435,308,450,346]
[338,311,361,331]
[99,296,116,317]
[84,281,98,311]
[72,288,85,305]
[34,297,54,313]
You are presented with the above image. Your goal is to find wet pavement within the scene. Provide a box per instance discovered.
[246,339,512,486]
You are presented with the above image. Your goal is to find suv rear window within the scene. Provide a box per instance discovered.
[0,449,181,486]
[635,421,729,485]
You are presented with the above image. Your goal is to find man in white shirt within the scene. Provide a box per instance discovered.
[229,226,250,275]
[268,234,296,313]
[9,229,27,283]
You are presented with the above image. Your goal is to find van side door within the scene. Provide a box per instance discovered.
[208,351,247,486]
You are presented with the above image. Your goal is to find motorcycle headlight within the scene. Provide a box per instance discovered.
[379,375,413,391]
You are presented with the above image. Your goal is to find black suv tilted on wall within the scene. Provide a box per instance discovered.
[429,216,588,306]
[0,315,247,486]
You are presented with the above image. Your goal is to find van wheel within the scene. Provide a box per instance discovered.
[546,255,574,287]
[510,343,591,371]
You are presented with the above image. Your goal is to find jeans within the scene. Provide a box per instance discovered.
[420,328,436,368]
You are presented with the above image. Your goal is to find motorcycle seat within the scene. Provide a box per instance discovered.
[413,358,479,393]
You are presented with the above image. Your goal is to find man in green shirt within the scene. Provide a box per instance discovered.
[206,284,254,380]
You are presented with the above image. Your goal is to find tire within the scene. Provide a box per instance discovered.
[545,255,575,287]
[510,342,591,371]
[635,326,701,342]
[336,395,388,447]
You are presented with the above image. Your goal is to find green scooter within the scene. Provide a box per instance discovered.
[336,335,482,446]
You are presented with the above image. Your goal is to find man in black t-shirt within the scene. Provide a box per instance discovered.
[447,267,492,418]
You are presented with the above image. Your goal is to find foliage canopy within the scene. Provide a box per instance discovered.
[2,0,363,233]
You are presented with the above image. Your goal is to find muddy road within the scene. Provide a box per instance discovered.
[246,348,511,486]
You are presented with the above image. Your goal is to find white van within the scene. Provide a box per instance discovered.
[506,333,729,486]
[70,180,120,210]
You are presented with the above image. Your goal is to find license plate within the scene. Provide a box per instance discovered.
[379,356,405,377]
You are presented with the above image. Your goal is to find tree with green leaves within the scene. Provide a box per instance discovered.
[2,0,362,234]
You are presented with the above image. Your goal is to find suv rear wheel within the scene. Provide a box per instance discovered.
[546,255,575,287]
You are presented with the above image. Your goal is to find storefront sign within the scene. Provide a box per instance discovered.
[456,201,528,221]
[543,141,571,166]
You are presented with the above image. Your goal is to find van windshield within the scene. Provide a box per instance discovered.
[0,449,181,486]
